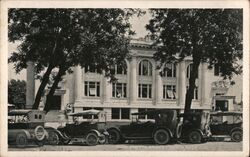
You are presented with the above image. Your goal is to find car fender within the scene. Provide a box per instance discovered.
[46,127,69,140]
[107,127,121,134]
[88,129,102,137]
[22,129,32,140]
[188,129,204,136]
[152,127,173,138]
[230,127,242,135]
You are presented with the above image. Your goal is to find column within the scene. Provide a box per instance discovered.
[155,68,162,105]
[178,61,186,106]
[74,66,82,102]
[129,56,137,105]
[201,63,209,106]
[26,61,35,109]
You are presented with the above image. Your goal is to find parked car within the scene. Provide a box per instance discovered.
[178,111,211,144]
[107,109,182,145]
[56,109,109,146]
[210,111,242,142]
[8,110,48,147]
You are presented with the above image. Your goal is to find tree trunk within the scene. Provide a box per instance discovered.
[44,66,66,112]
[184,62,200,114]
[32,64,54,109]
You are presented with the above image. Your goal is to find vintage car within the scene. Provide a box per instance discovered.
[210,111,242,142]
[178,111,211,144]
[8,110,48,147]
[107,109,182,145]
[56,109,109,146]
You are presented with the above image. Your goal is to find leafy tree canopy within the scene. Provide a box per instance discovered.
[147,9,243,79]
[8,9,142,111]
[146,9,243,112]
[8,79,26,108]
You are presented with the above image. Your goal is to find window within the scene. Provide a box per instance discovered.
[110,63,127,75]
[112,83,127,98]
[82,107,103,119]
[35,114,38,119]
[214,64,221,76]
[187,64,198,78]
[162,64,176,77]
[39,115,42,119]
[163,85,176,99]
[111,108,130,120]
[85,65,97,73]
[138,84,152,98]
[186,86,198,100]
[121,108,130,119]
[139,60,152,76]
[84,82,100,97]
[138,108,155,120]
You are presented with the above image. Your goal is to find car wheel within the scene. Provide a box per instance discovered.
[188,131,202,144]
[231,130,242,142]
[153,129,170,145]
[107,129,121,144]
[16,133,27,148]
[48,131,60,145]
[86,132,99,146]
[98,135,107,144]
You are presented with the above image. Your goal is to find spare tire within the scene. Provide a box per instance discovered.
[34,125,46,141]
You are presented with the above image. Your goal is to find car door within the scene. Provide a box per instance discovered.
[121,121,154,138]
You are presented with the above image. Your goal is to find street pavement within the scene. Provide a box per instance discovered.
[9,141,242,151]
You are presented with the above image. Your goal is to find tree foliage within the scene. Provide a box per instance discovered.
[147,9,243,112]
[8,79,26,108]
[8,9,141,112]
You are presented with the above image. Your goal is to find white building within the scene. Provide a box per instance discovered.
[23,39,242,121]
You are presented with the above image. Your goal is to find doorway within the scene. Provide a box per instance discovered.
[215,100,229,111]
[48,95,62,110]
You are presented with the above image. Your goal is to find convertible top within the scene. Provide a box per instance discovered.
[178,112,204,117]
[8,109,44,116]
[67,109,104,116]
[8,110,32,116]
[210,111,242,116]
[132,109,175,115]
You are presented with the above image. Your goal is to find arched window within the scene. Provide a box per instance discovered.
[110,62,127,75]
[186,63,198,79]
[162,64,176,77]
[138,60,152,76]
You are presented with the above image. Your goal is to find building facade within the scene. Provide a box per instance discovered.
[26,39,241,121]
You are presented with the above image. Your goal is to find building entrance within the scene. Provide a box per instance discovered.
[215,100,229,111]
[49,95,62,110]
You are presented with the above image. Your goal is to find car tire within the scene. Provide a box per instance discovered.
[107,129,121,144]
[153,129,170,145]
[98,135,107,144]
[48,131,60,145]
[16,133,27,148]
[188,130,202,144]
[86,132,99,146]
[231,130,242,142]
